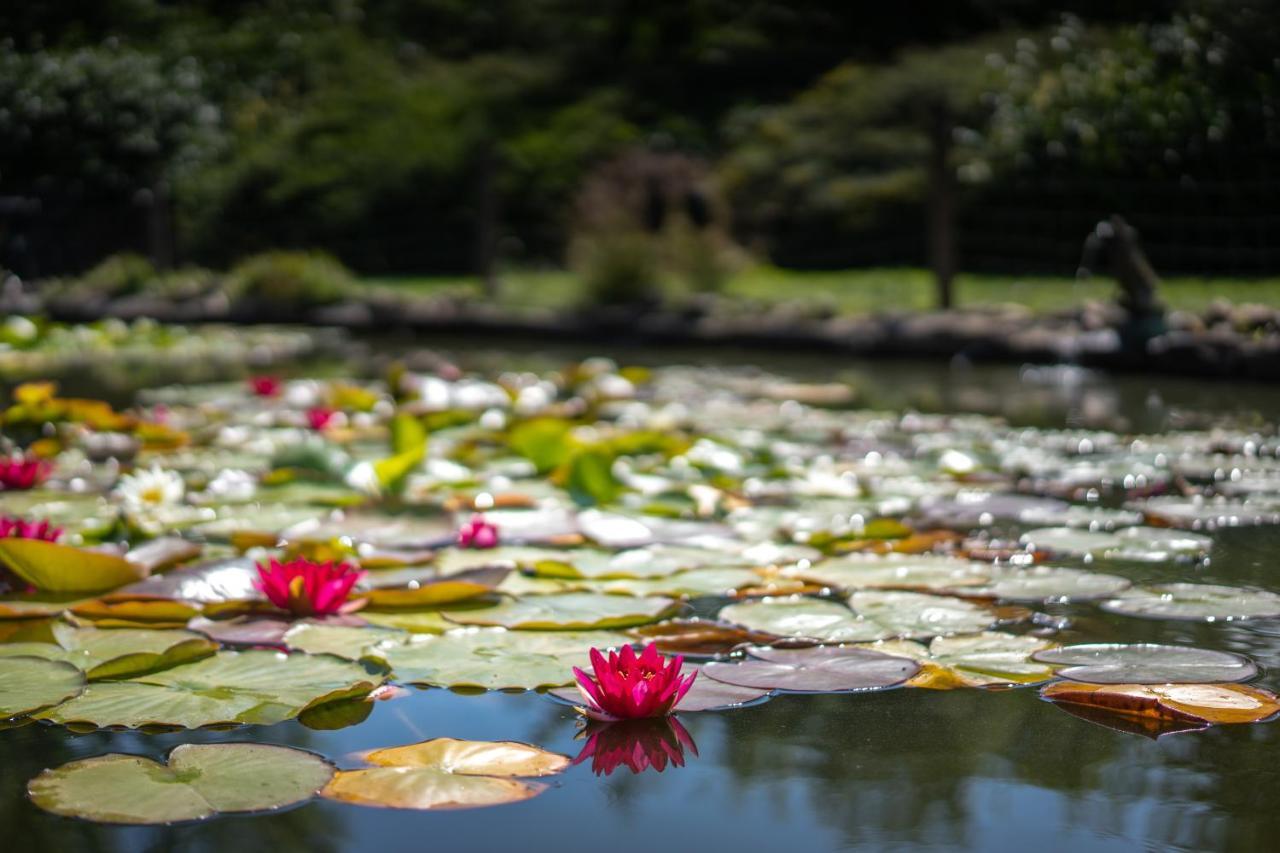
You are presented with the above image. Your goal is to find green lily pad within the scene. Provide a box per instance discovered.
[444,592,681,630]
[702,645,920,693]
[0,656,85,717]
[591,568,780,598]
[847,591,997,639]
[0,539,145,594]
[1032,643,1259,684]
[533,545,735,580]
[283,622,406,659]
[0,623,215,680]
[35,649,382,728]
[789,555,994,593]
[983,565,1131,603]
[1101,583,1280,622]
[871,632,1059,686]
[718,596,888,643]
[1020,526,1212,561]
[375,627,628,689]
[28,743,334,824]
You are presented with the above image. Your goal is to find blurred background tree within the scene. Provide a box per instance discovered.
[0,0,1274,302]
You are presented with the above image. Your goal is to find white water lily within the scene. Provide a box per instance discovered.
[195,468,257,503]
[344,460,381,496]
[114,464,185,509]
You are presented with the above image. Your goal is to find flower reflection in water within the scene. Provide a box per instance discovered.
[572,717,699,777]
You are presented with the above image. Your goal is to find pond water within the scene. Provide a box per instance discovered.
[3,335,1280,852]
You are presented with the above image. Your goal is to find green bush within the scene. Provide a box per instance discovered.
[226,251,356,308]
[570,229,662,308]
[74,254,158,298]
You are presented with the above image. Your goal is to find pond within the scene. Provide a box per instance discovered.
[3,332,1280,852]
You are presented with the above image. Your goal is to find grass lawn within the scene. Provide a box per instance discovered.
[365,266,1280,315]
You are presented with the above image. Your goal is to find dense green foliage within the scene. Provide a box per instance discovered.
[0,0,1274,278]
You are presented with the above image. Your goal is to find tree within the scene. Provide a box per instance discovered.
[0,44,223,269]
[721,41,1003,308]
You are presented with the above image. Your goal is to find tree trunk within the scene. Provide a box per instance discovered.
[926,104,955,310]
[474,144,501,299]
[145,178,174,270]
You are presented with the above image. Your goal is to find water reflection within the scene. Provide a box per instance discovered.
[571,718,699,777]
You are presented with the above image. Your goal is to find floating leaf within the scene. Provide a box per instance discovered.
[1042,681,1280,733]
[982,565,1131,603]
[36,649,382,728]
[321,768,543,811]
[116,557,259,604]
[0,623,215,680]
[1019,526,1211,561]
[1032,643,1259,684]
[630,619,782,656]
[702,645,919,693]
[0,539,145,593]
[788,555,993,593]
[592,567,793,599]
[1101,583,1280,622]
[124,538,203,574]
[444,592,681,630]
[718,596,887,643]
[532,545,729,580]
[362,737,570,777]
[283,622,405,659]
[28,743,334,824]
[363,567,508,609]
[69,598,200,628]
[876,631,1059,688]
[0,656,85,717]
[376,627,627,690]
[847,591,996,639]
[321,737,568,811]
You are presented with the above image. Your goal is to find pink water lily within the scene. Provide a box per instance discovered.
[307,407,338,431]
[248,375,283,397]
[0,515,62,541]
[573,643,696,721]
[457,514,499,549]
[572,717,698,776]
[0,455,51,491]
[254,557,366,617]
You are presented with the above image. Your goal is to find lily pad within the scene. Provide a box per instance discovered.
[283,622,406,659]
[361,737,570,776]
[444,592,681,630]
[1042,681,1280,731]
[362,567,508,609]
[1101,583,1280,622]
[28,743,334,824]
[375,627,627,690]
[0,623,215,680]
[982,565,1131,603]
[321,737,568,811]
[874,631,1059,688]
[1032,643,1258,684]
[718,596,887,643]
[0,656,85,717]
[789,555,994,593]
[115,557,260,603]
[702,645,920,693]
[0,539,145,593]
[847,591,996,639]
[1019,526,1212,561]
[35,649,382,728]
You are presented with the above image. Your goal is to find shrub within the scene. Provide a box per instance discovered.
[72,253,158,298]
[225,251,356,308]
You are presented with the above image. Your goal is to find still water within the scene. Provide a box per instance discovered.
[4,338,1280,853]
